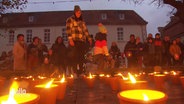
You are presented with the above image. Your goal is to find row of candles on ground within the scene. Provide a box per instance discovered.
[82,70,184,104]
[0,70,184,104]
[0,74,74,104]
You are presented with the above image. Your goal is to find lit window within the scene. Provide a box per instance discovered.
[26,29,32,43]
[117,27,124,41]
[101,13,107,20]
[119,13,125,20]
[62,28,68,42]
[9,30,15,44]
[28,16,34,22]
[44,29,50,43]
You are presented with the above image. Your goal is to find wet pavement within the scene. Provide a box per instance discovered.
[56,78,119,104]
[56,75,184,104]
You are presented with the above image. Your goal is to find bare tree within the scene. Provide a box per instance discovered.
[0,0,28,14]
[123,0,184,22]
[163,0,184,22]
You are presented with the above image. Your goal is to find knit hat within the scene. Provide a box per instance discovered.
[74,5,81,12]
[98,23,107,33]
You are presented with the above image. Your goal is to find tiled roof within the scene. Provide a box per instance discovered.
[0,10,147,28]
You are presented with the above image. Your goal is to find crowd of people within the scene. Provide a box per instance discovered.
[1,5,184,77]
[124,33,184,72]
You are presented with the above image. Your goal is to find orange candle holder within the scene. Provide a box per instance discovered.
[54,81,67,100]
[104,75,110,85]
[120,81,148,91]
[109,77,119,91]
[118,78,129,91]
[117,89,168,104]
[169,74,181,85]
[34,84,58,104]
[28,78,49,92]
[84,77,95,88]
[180,76,184,89]
[0,77,5,95]
[154,74,166,90]
[67,77,74,88]
[0,93,40,104]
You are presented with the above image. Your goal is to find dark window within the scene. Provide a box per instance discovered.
[44,29,50,43]
[117,27,124,41]
[9,30,14,44]
[62,28,68,42]
[26,29,32,43]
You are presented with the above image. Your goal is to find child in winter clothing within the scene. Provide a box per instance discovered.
[93,23,109,72]
[93,23,109,56]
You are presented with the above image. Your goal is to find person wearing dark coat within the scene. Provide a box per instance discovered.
[124,34,137,70]
[162,35,171,67]
[50,36,67,74]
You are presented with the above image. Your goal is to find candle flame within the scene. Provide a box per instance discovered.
[134,74,138,77]
[99,74,105,77]
[164,71,169,74]
[173,71,177,75]
[106,75,110,78]
[128,73,136,83]
[45,79,54,88]
[60,74,65,83]
[117,73,122,76]
[143,93,149,101]
[122,76,128,80]
[71,74,73,78]
[14,77,18,80]
[38,76,46,79]
[1,82,18,104]
[115,73,128,80]
[58,75,61,78]
[89,73,93,79]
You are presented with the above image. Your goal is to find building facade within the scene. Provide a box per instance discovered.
[0,10,147,54]
[159,16,184,41]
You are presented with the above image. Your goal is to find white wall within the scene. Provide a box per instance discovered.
[0,24,147,54]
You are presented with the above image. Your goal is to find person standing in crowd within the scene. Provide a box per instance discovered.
[124,34,137,70]
[147,33,153,39]
[154,33,163,66]
[93,23,109,72]
[13,34,27,71]
[27,37,39,71]
[37,38,48,66]
[162,35,171,67]
[170,40,181,66]
[143,36,155,71]
[50,36,67,74]
[176,37,184,65]
[135,36,144,70]
[109,41,121,68]
[66,5,92,76]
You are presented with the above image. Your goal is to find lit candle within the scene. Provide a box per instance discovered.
[34,79,58,104]
[67,74,74,88]
[0,76,5,94]
[118,75,129,91]
[169,71,181,84]
[54,74,67,100]
[109,76,119,91]
[117,89,168,104]
[84,73,95,88]
[104,74,110,85]
[120,73,148,91]
[0,81,40,104]
[154,74,166,90]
